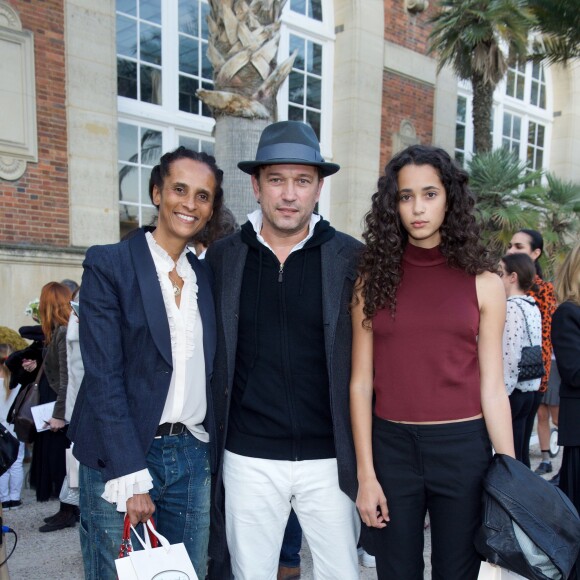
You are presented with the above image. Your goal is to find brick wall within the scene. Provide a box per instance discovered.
[0,0,69,247]
[384,0,437,53]
[381,0,437,168]
[381,71,434,168]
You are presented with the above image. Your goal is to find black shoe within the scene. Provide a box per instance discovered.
[1,501,10,511]
[39,510,76,532]
[43,511,61,524]
[8,500,22,510]
[550,470,560,486]
[534,461,553,475]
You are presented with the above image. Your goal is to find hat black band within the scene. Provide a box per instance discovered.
[256,142,325,164]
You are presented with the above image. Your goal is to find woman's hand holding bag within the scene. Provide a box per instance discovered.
[115,515,199,580]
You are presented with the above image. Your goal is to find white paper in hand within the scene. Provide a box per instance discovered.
[30,402,56,432]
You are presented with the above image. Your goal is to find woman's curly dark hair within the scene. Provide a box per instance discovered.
[358,144,496,325]
[148,146,225,243]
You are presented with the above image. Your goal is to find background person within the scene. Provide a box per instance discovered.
[190,205,239,259]
[0,343,25,511]
[551,242,580,580]
[33,282,76,532]
[351,145,514,580]
[507,229,557,472]
[68,147,223,580]
[498,254,542,462]
[43,286,83,528]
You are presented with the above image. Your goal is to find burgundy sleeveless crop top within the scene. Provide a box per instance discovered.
[372,244,482,422]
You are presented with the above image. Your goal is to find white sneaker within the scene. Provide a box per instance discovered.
[357,547,376,568]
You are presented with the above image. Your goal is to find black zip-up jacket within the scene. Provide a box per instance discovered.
[226,219,337,461]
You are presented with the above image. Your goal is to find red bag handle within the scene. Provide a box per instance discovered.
[118,514,159,559]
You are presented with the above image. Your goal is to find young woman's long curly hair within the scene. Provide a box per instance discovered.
[358,145,496,324]
[39,282,72,343]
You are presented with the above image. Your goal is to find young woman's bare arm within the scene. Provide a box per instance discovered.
[476,271,515,458]
[350,285,389,528]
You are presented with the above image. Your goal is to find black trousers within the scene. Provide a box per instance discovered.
[370,417,491,580]
[509,389,535,463]
[522,390,543,467]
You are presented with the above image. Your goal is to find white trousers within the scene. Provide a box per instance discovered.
[223,451,360,580]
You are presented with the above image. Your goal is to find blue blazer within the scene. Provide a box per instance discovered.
[68,228,217,482]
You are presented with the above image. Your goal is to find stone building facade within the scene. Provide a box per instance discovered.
[1,0,579,330]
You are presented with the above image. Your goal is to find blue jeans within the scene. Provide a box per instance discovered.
[280,508,302,567]
[79,432,210,580]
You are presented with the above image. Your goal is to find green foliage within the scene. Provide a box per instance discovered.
[429,0,533,152]
[536,173,580,271]
[527,0,580,64]
[429,0,531,82]
[468,148,542,252]
[468,148,580,277]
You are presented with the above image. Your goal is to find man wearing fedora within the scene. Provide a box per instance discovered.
[206,121,362,579]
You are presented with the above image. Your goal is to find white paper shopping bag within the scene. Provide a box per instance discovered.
[478,562,528,580]
[115,519,199,580]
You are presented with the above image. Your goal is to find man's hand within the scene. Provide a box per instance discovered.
[126,493,155,526]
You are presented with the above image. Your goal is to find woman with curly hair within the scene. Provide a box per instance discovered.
[350,145,514,579]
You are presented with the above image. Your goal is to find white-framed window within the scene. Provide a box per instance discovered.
[278,0,334,216]
[177,0,212,116]
[530,61,546,109]
[286,34,324,138]
[116,0,335,231]
[455,95,468,165]
[278,1,334,152]
[502,112,522,154]
[117,120,214,238]
[290,0,323,21]
[454,60,552,172]
[506,60,526,101]
[116,0,163,105]
[527,121,545,171]
[116,0,215,238]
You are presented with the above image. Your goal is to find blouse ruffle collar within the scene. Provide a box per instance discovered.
[145,232,198,359]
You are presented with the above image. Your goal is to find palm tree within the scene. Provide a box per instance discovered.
[468,148,543,253]
[534,173,580,274]
[527,0,580,64]
[429,0,532,153]
[197,0,296,222]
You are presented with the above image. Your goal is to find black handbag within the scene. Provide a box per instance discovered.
[10,361,44,444]
[0,424,19,477]
[513,300,545,382]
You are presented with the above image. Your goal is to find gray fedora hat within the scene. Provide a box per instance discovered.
[238,121,340,177]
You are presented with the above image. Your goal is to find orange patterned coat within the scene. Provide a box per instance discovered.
[528,275,557,393]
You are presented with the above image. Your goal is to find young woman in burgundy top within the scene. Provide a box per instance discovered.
[350,145,515,579]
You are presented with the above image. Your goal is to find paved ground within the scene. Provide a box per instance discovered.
[0,436,561,579]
